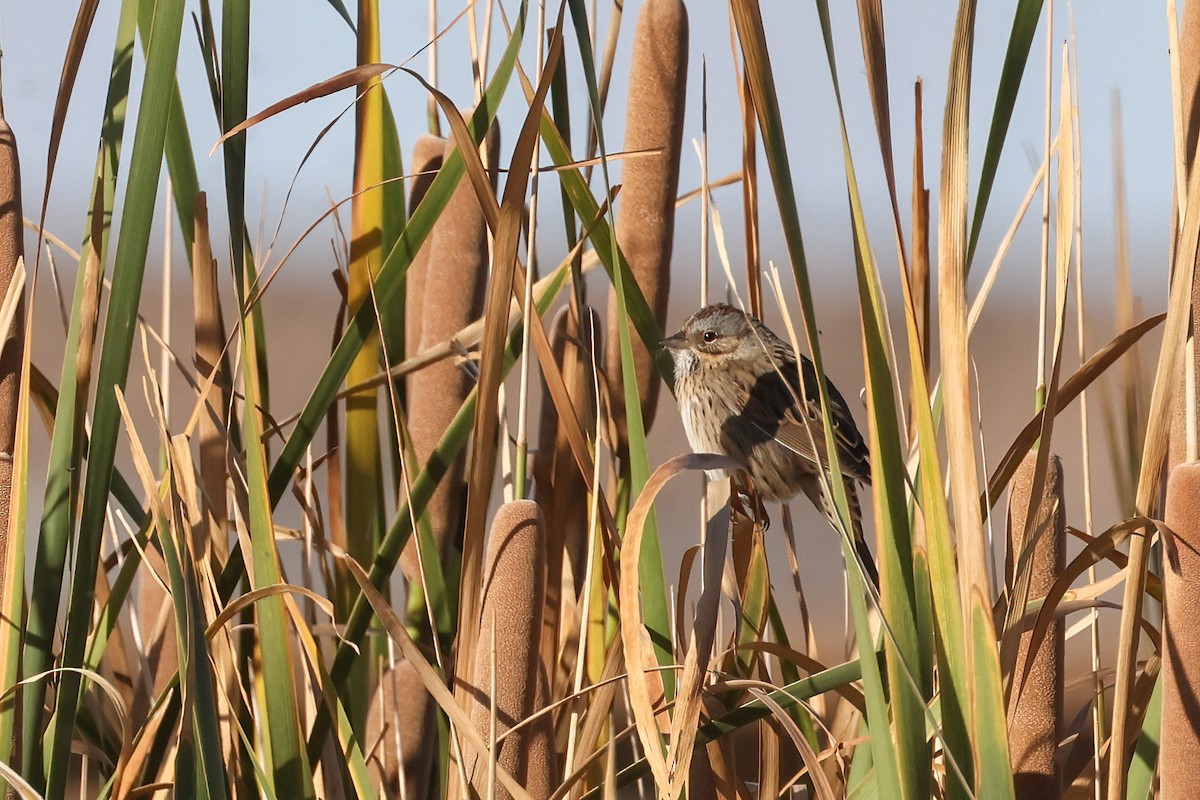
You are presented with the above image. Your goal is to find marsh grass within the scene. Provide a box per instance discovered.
[1,0,1193,798]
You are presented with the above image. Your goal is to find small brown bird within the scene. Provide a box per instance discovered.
[662,303,877,585]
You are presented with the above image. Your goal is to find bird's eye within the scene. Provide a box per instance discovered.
[702,330,718,343]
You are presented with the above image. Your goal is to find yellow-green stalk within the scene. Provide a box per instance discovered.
[344,0,386,733]
[0,111,25,790]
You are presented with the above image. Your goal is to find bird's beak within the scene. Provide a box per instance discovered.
[660,332,687,351]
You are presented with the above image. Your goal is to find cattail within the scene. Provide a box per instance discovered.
[523,666,557,799]
[1161,463,1200,796]
[0,117,22,599]
[465,500,554,799]
[1169,0,1200,471]
[605,0,688,456]
[191,193,228,563]
[535,305,599,679]
[1006,454,1065,800]
[401,121,498,582]
[404,134,446,368]
[365,658,436,798]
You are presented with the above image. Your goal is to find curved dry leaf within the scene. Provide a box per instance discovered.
[205,583,335,639]
[619,452,741,793]
[749,686,837,800]
[210,63,397,154]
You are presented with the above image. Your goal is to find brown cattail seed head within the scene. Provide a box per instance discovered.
[1006,453,1065,800]
[404,134,446,366]
[0,117,23,582]
[1161,463,1200,797]
[401,121,498,582]
[606,0,688,456]
[466,500,550,798]
[365,659,437,799]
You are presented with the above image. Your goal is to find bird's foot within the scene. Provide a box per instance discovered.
[731,488,770,530]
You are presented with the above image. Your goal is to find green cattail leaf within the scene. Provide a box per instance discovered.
[563,0,675,697]
[44,0,189,794]
[23,0,138,778]
[812,0,930,796]
[730,0,901,796]
[967,0,1045,270]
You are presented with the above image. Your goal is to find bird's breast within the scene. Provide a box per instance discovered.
[682,393,725,456]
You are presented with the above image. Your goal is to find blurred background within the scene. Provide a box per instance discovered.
[0,0,1174,695]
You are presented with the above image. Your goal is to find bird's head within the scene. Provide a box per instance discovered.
[661,303,763,368]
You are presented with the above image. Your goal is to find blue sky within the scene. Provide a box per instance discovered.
[0,0,1176,307]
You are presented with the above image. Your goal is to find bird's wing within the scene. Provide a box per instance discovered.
[766,354,872,484]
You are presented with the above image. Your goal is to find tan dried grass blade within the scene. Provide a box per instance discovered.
[619,453,740,793]
[191,194,228,564]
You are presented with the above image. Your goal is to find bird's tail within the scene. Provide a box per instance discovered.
[807,474,879,590]
[845,482,879,589]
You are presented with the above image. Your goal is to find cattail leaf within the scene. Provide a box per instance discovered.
[967,0,1046,270]
[730,0,906,796]
[811,1,933,796]
[1126,671,1162,800]
[23,0,138,776]
[36,0,101,248]
[211,63,396,154]
[933,0,1017,794]
[280,595,377,800]
[236,248,316,797]
[260,1,529,520]
[44,0,190,794]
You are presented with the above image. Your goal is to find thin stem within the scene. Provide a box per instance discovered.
[427,0,440,135]
[1035,0,1054,412]
[513,0,548,500]
[699,60,710,307]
